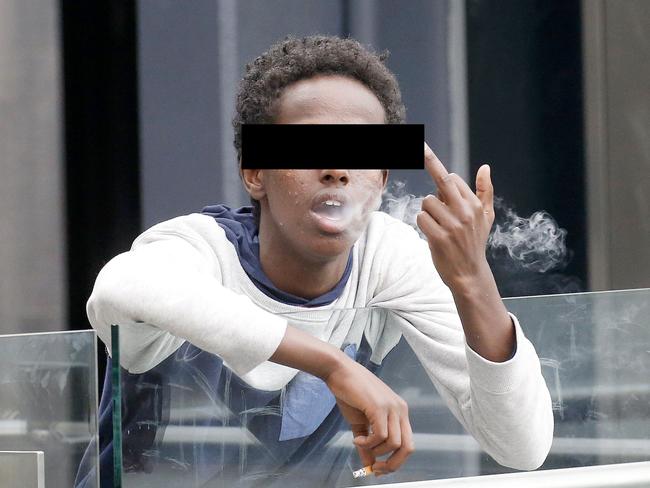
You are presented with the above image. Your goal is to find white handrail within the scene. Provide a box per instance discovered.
[358,461,650,488]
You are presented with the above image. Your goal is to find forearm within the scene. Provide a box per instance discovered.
[88,241,287,375]
[269,323,349,380]
[449,262,515,362]
[461,354,554,470]
[393,305,553,470]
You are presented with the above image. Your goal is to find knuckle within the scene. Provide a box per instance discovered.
[433,231,450,245]
[421,195,435,210]
[458,212,472,224]
[450,221,464,234]
[387,439,400,450]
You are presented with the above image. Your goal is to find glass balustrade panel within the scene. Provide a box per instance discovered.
[111,289,650,487]
[0,330,99,488]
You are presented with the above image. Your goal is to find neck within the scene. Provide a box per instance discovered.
[257,222,349,301]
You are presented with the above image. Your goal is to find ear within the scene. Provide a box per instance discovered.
[241,167,266,201]
[381,169,389,188]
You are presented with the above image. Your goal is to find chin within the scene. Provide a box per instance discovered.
[307,234,354,259]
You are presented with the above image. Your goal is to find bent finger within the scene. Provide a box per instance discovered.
[383,416,415,473]
[355,444,375,473]
[370,412,402,457]
[356,411,389,450]
[351,422,370,446]
[421,194,455,228]
[416,209,443,241]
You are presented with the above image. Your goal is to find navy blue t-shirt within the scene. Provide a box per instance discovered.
[200,204,354,307]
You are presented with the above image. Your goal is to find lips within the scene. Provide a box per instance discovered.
[309,192,349,234]
[309,210,347,234]
[310,192,348,212]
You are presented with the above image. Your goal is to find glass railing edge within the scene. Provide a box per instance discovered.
[353,461,650,488]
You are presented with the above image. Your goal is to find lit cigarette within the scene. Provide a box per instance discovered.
[352,465,373,478]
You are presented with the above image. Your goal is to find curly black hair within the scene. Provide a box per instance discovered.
[232,34,407,227]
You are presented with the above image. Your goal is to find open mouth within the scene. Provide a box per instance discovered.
[311,200,345,220]
[309,200,349,234]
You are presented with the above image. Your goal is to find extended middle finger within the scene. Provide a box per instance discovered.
[424,143,462,207]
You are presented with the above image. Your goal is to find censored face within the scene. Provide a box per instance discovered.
[246,74,389,260]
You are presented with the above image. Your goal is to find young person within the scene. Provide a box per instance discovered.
[75,34,553,487]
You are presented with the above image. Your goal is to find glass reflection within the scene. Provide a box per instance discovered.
[0,330,98,488]
[103,289,650,487]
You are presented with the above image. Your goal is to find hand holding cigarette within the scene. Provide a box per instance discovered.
[352,465,373,478]
[324,357,415,476]
[270,325,414,475]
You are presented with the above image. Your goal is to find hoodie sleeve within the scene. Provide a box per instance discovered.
[368,218,554,471]
[86,215,288,376]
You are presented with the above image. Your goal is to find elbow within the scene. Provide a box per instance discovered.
[86,253,137,333]
[492,434,552,471]
[497,409,554,471]
[505,441,551,471]
[501,373,556,471]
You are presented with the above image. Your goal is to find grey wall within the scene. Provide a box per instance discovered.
[584,0,650,290]
[0,0,65,334]
[137,0,463,228]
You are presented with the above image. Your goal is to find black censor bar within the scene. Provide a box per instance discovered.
[241,123,424,170]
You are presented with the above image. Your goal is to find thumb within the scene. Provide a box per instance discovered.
[476,164,493,211]
[355,444,376,471]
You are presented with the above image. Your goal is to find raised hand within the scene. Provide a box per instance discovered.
[416,142,495,291]
[416,143,515,362]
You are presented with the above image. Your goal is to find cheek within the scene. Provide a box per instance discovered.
[269,171,299,202]
[357,175,385,211]
[267,172,312,222]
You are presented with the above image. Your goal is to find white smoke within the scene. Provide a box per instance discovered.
[380,180,427,239]
[488,197,568,273]
[380,181,569,273]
